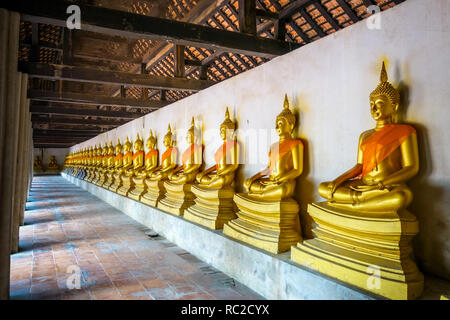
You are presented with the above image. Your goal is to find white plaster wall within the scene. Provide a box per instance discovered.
[34,148,69,169]
[70,0,450,279]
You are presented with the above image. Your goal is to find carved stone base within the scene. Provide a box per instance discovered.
[157,182,195,216]
[184,186,236,230]
[140,180,165,207]
[128,176,147,201]
[290,202,424,300]
[223,194,302,254]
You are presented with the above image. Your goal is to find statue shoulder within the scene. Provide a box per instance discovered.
[359,129,375,142]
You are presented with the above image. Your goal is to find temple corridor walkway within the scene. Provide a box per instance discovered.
[10,176,263,300]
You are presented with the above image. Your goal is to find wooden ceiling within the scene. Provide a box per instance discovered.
[7,0,405,148]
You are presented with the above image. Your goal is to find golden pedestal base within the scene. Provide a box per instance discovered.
[157,182,195,216]
[102,171,114,189]
[108,173,123,193]
[223,194,302,254]
[184,186,236,230]
[46,167,60,173]
[117,174,135,197]
[140,180,165,207]
[290,202,424,300]
[128,176,147,201]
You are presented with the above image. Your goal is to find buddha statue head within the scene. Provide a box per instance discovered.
[164,124,173,148]
[134,133,143,151]
[147,129,157,150]
[220,107,235,141]
[276,94,296,137]
[369,62,400,123]
[186,117,199,145]
[108,141,114,155]
[102,144,108,155]
[115,139,122,154]
[123,137,132,153]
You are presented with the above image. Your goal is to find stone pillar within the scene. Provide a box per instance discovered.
[20,104,31,227]
[0,9,20,300]
[11,74,28,253]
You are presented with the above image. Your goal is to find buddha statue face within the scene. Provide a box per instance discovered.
[276,117,293,137]
[163,133,172,148]
[123,139,132,152]
[370,94,398,122]
[147,136,156,150]
[115,143,122,154]
[134,140,143,151]
[186,130,194,144]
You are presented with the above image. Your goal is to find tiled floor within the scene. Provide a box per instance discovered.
[10,176,263,300]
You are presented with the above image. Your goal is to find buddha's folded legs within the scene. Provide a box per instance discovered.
[320,180,413,212]
[247,179,295,201]
[197,174,229,189]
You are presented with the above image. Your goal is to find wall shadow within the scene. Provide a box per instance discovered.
[408,122,449,280]
[293,138,315,239]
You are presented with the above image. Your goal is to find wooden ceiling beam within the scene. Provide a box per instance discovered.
[30,104,145,119]
[9,0,296,59]
[31,115,129,126]
[20,62,214,92]
[28,89,167,109]
[33,129,101,137]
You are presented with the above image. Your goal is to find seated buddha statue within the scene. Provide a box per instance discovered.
[184,108,240,229]
[33,156,44,173]
[223,95,303,254]
[84,147,94,181]
[110,138,132,193]
[92,144,106,184]
[128,130,159,201]
[141,125,178,207]
[46,155,60,173]
[86,145,99,182]
[291,62,423,300]
[106,140,123,191]
[158,118,203,216]
[317,66,418,213]
[118,134,145,196]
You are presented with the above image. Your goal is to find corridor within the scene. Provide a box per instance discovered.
[10,176,262,300]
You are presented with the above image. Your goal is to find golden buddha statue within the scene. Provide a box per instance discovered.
[158,118,203,216]
[223,95,303,254]
[105,139,122,190]
[95,143,111,186]
[184,108,240,229]
[92,144,106,184]
[141,125,178,207]
[100,142,115,188]
[128,130,159,201]
[291,62,423,300]
[79,148,89,179]
[110,138,131,193]
[84,147,94,181]
[33,155,44,173]
[86,145,99,182]
[118,134,145,196]
[46,155,60,173]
